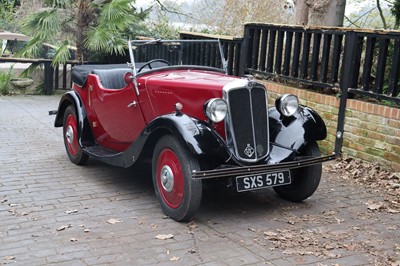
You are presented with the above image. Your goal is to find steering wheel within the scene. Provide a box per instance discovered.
[137,59,171,73]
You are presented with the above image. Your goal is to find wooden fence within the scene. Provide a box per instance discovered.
[239,24,400,105]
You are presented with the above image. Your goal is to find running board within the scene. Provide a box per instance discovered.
[83,146,125,167]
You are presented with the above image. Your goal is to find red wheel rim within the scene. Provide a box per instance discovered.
[156,148,184,209]
[64,113,79,157]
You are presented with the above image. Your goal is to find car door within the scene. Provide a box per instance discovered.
[90,80,146,151]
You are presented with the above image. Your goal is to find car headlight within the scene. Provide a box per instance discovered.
[204,98,228,122]
[276,94,299,117]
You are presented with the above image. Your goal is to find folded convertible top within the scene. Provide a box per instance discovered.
[71,64,130,87]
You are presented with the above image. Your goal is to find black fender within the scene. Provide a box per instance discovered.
[122,113,231,167]
[267,106,327,163]
[54,91,94,147]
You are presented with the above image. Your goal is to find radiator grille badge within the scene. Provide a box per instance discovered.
[244,144,255,158]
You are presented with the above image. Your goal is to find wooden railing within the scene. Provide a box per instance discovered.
[180,32,243,76]
[240,24,400,105]
[0,57,78,95]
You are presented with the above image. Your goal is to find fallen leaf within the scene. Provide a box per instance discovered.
[366,202,385,211]
[263,231,278,237]
[387,208,400,214]
[70,237,78,242]
[188,249,197,254]
[155,234,174,240]
[248,227,256,232]
[65,209,78,214]
[187,221,198,230]
[56,224,72,231]
[4,256,15,260]
[0,198,7,203]
[84,229,90,233]
[215,233,226,238]
[9,203,18,207]
[391,261,400,266]
[170,256,180,261]
[107,218,122,224]
[151,224,158,229]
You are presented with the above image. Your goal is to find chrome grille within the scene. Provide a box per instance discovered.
[224,80,269,163]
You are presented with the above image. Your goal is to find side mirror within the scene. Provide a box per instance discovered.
[124,72,133,84]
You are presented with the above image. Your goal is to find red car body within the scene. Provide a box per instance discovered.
[53,40,336,221]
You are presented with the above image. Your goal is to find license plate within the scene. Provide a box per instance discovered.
[236,170,291,192]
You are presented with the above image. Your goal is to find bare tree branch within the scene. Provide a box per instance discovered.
[377,0,388,28]
[346,6,377,27]
[153,0,195,20]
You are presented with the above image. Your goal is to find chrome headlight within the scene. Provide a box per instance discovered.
[276,94,299,117]
[204,98,228,122]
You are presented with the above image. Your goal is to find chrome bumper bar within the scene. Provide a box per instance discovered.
[192,154,337,179]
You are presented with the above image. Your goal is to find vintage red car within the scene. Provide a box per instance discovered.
[53,39,335,221]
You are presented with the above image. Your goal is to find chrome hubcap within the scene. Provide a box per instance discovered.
[160,165,174,192]
[66,125,74,144]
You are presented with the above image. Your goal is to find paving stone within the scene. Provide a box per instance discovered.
[1,95,399,265]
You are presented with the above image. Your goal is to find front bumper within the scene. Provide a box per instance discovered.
[192,154,337,179]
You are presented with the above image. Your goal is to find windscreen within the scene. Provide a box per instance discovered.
[129,39,227,71]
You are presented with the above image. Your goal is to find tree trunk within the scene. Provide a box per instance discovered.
[295,0,309,26]
[75,0,91,63]
[296,0,346,27]
[324,0,346,26]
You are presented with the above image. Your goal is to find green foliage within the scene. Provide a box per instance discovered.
[0,65,14,95]
[19,0,150,64]
[0,0,17,31]
[145,14,181,39]
[34,82,45,95]
[345,0,400,29]
[19,9,67,63]
[44,0,74,8]
[85,0,140,55]
[390,0,400,28]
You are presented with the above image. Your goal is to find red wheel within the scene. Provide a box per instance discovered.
[63,105,88,165]
[152,135,202,221]
[156,149,185,208]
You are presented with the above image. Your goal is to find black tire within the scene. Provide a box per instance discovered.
[63,105,89,165]
[152,135,202,222]
[273,142,322,202]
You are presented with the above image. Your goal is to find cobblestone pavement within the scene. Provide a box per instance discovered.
[1,95,399,266]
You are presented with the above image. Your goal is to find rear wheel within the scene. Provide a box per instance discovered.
[63,105,88,165]
[273,142,322,202]
[152,135,202,222]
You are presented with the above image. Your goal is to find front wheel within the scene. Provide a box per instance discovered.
[63,105,88,165]
[152,135,202,222]
[273,142,322,202]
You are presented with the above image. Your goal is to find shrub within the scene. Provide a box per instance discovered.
[0,66,14,95]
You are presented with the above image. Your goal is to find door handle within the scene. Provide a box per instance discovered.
[127,101,137,108]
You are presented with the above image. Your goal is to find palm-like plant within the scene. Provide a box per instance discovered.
[19,0,149,65]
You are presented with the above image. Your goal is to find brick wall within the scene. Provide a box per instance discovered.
[261,81,400,171]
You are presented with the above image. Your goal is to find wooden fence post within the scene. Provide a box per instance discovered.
[44,61,54,95]
[239,25,250,76]
[335,31,359,156]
